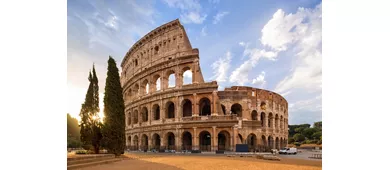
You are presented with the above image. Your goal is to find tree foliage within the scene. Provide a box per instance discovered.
[67,113,81,148]
[293,133,305,142]
[102,56,125,156]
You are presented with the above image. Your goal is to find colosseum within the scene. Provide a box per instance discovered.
[121,19,288,152]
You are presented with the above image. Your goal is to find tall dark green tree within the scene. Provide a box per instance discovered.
[79,72,94,150]
[102,56,125,156]
[91,64,102,154]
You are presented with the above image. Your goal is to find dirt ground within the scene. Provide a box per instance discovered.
[80,153,321,170]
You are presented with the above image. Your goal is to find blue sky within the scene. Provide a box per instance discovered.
[67,0,322,125]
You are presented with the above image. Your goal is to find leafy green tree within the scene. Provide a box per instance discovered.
[91,65,102,154]
[312,131,322,140]
[102,56,125,156]
[294,127,305,133]
[302,128,319,139]
[314,121,322,129]
[288,138,295,144]
[293,133,305,142]
[67,113,81,148]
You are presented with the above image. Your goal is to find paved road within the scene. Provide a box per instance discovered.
[80,159,183,170]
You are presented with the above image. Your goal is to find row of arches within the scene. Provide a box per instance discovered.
[127,131,287,151]
[125,68,193,100]
[127,100,245,125]
[250,111,288,129]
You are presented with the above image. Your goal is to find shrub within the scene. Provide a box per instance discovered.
[294,142,301,147]
[293,133,305,142]
[76,150,87,154]
[288,138,295,144]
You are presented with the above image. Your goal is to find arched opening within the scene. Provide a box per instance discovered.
[168,71,176,88]
[141,134,148,150]
[260,101,266,110]
[141,107,148,122]
[268,136,274,149]
[127,113,131,126]
[262,135,267,146]
[199,131,211,151]
[182,131,192,151]
[221,104,226,115]
[199,97,211,116]
[247,134,257,151]
[280,116,283,130]
[133,84,139,97]
[152,104,160,120]
[153,75,161,92]
[251,110,258,120]
[218,131,230,151]
[237,134,243,144]
[141,79,149,95]
[166,101,175,119]
[275,114,279,129]
[127,136,131,147]
[152,133,161,150]
[166,132,175,150]
[133,110,139,124]
[231,103,242,117]
[268,113,273,128]
[133,135,139,150]
[275,137,280,150]
[261,112,266,127]
[135,59,138,66]
[182,99,192,117]
[183,69,192,85]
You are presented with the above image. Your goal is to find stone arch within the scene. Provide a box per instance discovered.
[133,83,139,96]
[231,103,242,117]
[182,99,192,117]
[153,74,161,91]
[133,135,139,150]
[182,66,192,85]
[237,134,244,144]
[165,101,175,119]
[127,136,131,147]
[182,131,192,151]
[218,130,231,151]
[141,79,149,94]
[127,112,131,126]
[166,70,176,88]
[280,116,284,130]
[141,107,148,122]
[261,135,267,146]
[152,104,160,120]
[260,101,266,110]
[275,137,280,150]
[199,131,212,151]
[247,133,257,151]
[268,136,274,149]
[268,112,273,128]
[133,110,139,124]
[251,110,258,120]
[261,112,266,127]
[165,132,175,150]
[199,97,211,116]
[275,114,279,129]
[221,104,226,115]
[141,134,149,150]
[152,133,161,150]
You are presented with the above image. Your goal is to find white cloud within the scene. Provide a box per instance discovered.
[229,49,277,85]
[209,0,220,4]
[213,11,229,24]
[201,26,207,36]
[164,0,207,24]
[261,3,322,94]
[211,51,232,82]
[289,94,322,112]
[239,42,245,46]
[252,71,266,88]
[181,12,207,24]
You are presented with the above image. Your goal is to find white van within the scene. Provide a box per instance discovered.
[279,147,297,154]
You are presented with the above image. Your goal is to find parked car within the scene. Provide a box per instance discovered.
[279,147,297,154]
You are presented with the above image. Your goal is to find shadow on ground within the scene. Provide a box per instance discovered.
[79,159,183,170]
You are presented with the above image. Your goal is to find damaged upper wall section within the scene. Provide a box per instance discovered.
[121,19,193,75]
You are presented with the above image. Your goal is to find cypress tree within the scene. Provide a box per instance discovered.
[91,64,102,154]
[79,71,94,150]
[102,56,125,156]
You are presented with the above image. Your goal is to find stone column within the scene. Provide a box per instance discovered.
[233,126,238,151]
[212,126,217,151]
[193,127,198,150]
[193,93,199,116]
[148,134,152,150]
[175,96,180,122]
[265,113,268,128]
[212,91,217,116]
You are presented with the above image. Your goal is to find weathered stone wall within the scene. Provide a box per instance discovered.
[121,19,289,152]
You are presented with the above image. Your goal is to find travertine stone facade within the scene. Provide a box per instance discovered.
[121,19,288,152]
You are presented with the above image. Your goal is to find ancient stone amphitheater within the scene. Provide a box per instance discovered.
[121,19,288,152]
